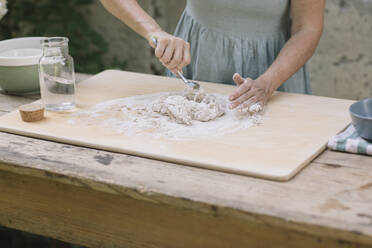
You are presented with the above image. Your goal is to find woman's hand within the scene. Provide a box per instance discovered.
[100,0,191,75]
[148,31,191,75]
[229,73,273,111]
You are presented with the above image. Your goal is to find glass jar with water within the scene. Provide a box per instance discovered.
[39,37,76,111]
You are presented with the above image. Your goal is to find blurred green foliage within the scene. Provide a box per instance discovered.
[0,1,124,246]
[0,0,127,73]
[0,2,112,245]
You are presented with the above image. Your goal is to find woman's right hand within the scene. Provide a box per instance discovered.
[148,31,191,75]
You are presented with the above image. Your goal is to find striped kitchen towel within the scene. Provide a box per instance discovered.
[328,125,372,156]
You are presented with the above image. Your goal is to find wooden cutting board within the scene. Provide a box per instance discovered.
[0,70,353,181]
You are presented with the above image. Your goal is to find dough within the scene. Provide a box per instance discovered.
[151,88,227,125]
[70,88,264,139]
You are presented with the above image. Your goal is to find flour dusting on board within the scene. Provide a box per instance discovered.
[69,89,264,140]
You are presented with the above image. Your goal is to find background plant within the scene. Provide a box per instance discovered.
[0,1,111,246]
[0,0,127,74]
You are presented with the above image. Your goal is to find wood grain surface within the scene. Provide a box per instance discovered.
[0,70,354,181]
[0,73,371,247]
[0,133,372,247]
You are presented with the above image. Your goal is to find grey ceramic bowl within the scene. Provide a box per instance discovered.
[0,37,45,95]
[350,98,372,141]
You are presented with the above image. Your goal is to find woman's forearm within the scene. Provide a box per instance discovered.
[228,0,324,110]
[100,0,162,40]
[258,0,324,95]
[258,27,323,95]
[100,0,191,74]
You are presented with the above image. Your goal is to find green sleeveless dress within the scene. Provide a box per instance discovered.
[167,0,311,94]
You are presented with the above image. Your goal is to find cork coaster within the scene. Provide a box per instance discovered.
[19,103,45,122]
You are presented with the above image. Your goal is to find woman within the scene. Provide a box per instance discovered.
[100,0,324,110]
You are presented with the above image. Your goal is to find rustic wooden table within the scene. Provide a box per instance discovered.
[0,74,371,248]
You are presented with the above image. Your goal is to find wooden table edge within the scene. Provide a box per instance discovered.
[0,147,371,246]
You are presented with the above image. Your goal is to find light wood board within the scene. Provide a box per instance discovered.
[0,70,354,181]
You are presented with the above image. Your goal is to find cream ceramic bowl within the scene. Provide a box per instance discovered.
[0,37,45,95]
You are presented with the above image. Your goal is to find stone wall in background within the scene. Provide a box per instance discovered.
[83,0,184,74]
[87,0,371,100]
[309,0,372,100]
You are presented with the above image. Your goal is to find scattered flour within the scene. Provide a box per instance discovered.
[69,89,264,140]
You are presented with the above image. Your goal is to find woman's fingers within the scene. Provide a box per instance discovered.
[167,39,184,70]
[229,74,270,112]
[151,33,190,74]
[238,97,259,110]
[177,42,191,72]
[154,38,167,58]
[160,39,176,65]
[230,89,255,109]
[233,73,245,86]
[229,78,253,101]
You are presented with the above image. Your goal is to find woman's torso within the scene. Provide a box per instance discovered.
[186,0,290,33]
[170,0,311,94]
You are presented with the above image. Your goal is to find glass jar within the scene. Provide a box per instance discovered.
[38,37,76,111]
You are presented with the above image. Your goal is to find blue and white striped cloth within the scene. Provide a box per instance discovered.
[328,125,372,156]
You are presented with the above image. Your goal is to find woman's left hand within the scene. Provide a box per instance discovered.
[229,73,272,111]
